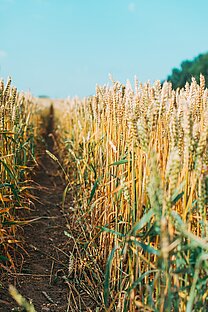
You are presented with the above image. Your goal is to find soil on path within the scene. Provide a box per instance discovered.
[0,106,71,311]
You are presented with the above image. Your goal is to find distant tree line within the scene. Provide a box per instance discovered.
[38,95,49,99]
[166,52,208,89]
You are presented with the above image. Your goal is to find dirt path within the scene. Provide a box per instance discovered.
[1,106,71,311]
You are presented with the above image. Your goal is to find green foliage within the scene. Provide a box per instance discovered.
[167,52,208,88]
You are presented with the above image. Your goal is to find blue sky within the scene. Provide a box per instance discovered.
[1,0,208,98]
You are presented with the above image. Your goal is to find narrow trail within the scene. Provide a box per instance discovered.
[1,106,71,311]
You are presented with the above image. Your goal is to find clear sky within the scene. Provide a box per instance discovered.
[1,0,208,98]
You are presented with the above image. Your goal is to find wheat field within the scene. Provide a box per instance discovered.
[55,75,208,311]
[0,78,41,267]
[0,76,207,311]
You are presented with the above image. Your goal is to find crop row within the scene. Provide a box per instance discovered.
[56,76,208,311]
